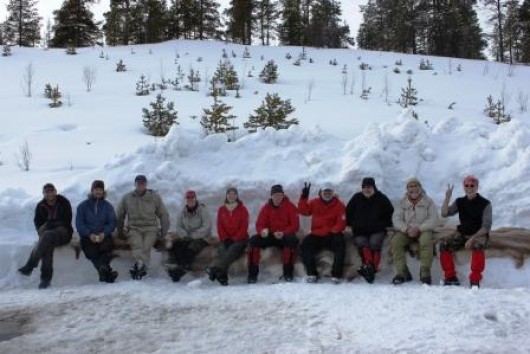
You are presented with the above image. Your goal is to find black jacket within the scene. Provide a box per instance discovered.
[346,191,394,235]
[33,194,73,235]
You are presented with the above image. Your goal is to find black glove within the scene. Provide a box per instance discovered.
[301,182,311,199]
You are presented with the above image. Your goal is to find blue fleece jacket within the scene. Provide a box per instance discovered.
[76,197,117,238]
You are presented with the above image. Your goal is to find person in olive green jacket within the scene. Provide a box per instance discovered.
[165,190,212,282]
[116,175,170,279]
[391,177,438,285]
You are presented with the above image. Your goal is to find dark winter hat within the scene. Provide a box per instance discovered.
[226,187,239,195]
[185,190,197,199]
[42,183,56,192]
[91,180,105,190]
[361,177,376,189]
[134,174,147,183]
[271,184,284,195]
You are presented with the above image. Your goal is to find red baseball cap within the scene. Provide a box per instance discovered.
[185,190,197,199]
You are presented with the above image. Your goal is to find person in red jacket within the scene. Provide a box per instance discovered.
[206,187,249,286]
[247,184,300,283]
[298,183,346,283]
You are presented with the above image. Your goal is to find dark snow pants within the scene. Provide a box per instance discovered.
[23,226,72,282]
[300,233,345,278]
[247,234,299,278]
[81,236,114,272]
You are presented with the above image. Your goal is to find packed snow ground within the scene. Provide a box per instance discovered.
[1,40,530,353]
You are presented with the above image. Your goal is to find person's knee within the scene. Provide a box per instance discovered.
[439,238,453,251]
[353,235,369,248]
[283,234,299,248]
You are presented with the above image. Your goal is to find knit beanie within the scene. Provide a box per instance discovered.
[91,180,105,190]
[270,184,284,195]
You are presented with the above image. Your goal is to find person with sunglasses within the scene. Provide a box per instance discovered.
[165,190,212,282]
[439,175,492,288]
[18,183,73,289]
[116,175,170,280]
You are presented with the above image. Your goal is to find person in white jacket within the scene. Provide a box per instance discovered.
[391,177,438,285]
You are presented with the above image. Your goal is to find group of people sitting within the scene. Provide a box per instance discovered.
[18,174,491,290]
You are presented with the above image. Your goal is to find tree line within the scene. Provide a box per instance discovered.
[2,0,530,62]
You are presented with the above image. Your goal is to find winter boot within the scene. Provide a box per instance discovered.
[306,275,318,283]
[206,266,220,282]
[38,279,51,289]
[420,267,431,285]
[18,265,33,276]
[130,261,147,280]
[443,276,461,286]
[167,267,186,282]
[216,272,229,286]
[247,264,259,284]
[420,276,432,285]
[106,270,118,283]
[283,264,294,282]
[98,265,111,282]
[392,270,412,285]
[358,263,376,284]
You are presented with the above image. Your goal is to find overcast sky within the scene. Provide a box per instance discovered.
[0,0,364,37]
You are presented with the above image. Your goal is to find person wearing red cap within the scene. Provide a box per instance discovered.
[298,183,346,283]
[18,183,73,289]
[206,187,249,286]
[116,175,170,280]
[440,175,492,288]
[76,180,118,283]
[247,184,299,283]
[165,189,212,282]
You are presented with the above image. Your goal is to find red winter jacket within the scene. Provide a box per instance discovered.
[256,197,299,236]
[217,202,249,242]
[298,196,346,237]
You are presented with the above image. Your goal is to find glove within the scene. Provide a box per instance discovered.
[301,182,311,199]
[165,237,174,250]
[260,228,269,238]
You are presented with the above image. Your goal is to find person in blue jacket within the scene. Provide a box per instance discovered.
[76,180,118,283]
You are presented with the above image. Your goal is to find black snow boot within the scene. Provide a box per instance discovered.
[443,276,461,286]
[167,267,186,282]
[358,263,376,284]
[130,262,147,280]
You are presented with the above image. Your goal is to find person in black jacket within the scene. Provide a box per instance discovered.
[18,183,73,289]
[439,175,492,288]
[345,177,394,283]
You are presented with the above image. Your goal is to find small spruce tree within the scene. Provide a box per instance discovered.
[259,60,278,84]
[136,75,150,96]
[244,93,298,132]
[142,94,178,136]
[200,98,238,136]
[49,85,62,108]
[187,68,201,91]
[400,77,418,108]
[2,45,12,56]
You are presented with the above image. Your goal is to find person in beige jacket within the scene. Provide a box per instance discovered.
[391,177,438,285]
[165,190,212,282]
[116,175,170,279]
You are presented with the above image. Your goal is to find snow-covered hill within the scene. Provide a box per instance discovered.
[1,40,530,353]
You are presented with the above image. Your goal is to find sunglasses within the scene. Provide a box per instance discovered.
[464,184,475,188]
[362,185,373,189]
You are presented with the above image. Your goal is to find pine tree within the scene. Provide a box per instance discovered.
[225,0,254,44]
[399,76,418,108]
[4,0,41,46]
[259,59,278,83]
[254,0,278,45]
[483,0,507,62]
[279,0,303,45]
[200,98,238,135]
[142,93,178,136]
[103,0,136,45]
[213,59,239,90]
[50,0,102,47]
[503,0,523,63]
[244,92,298,131]
[136,74,150,95]
[304,0,352,48]
[521,0,530,62]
